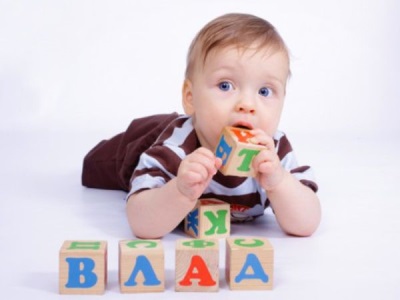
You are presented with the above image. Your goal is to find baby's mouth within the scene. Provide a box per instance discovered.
[232,121,253,130]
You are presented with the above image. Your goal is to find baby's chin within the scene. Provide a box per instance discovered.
[193,129,219,150]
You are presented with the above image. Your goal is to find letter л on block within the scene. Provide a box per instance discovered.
[175,239,219,292]
[184,198,230,239]
[119,239,164,293]
[59,240,108,295]
[226,237,274,290]
[214,126,266,177]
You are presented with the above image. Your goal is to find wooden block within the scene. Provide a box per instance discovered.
[119,239,164,293]
[184,198,230,239]
[59,240,107,295]
[175,239,219,292]
[214,126,266,177]
[226,237,273,290]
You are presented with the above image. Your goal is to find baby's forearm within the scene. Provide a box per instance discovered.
[126,178,196,239]
[267,171,321,236]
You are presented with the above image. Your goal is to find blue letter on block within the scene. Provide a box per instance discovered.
[215,135,232,166]
[65,257,98,288]
[186,209,199,236]
[124,255,161,287]
[234,253,268,283]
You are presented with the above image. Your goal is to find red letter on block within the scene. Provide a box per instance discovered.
[229,128,255,143]
[178,255,216,286]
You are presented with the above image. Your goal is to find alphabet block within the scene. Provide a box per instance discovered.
[119,239,164,293]
[225,237,274,290]
[215,126,266,177]
[184,198,230,239]
[175,239,219,292]
[59,240,107,295]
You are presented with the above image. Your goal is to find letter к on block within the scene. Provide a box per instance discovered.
[184,198,230,239]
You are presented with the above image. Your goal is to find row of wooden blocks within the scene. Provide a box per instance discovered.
[59,237,274,294]
[59,126,267,294]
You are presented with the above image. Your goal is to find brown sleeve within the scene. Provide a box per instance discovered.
[81,112,179,191]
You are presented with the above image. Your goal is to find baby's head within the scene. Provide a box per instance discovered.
[182,13,291,150]
[185,13,290,81]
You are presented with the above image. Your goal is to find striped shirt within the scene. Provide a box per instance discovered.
[129,115,317,222]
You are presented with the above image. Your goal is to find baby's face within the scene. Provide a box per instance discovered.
[183,44,289,151]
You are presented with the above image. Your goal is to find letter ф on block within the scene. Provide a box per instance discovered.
[119,239,164,293]
[226,237,274,290]
[59,240,108,295]
[184,198,230,239]
[175,239,219,292]
[215,126,266,177]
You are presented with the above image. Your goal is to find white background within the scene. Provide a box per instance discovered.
[0,0,399,299]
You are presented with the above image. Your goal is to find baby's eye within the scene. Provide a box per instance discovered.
[218,81,233,91]
[259,87,272,97]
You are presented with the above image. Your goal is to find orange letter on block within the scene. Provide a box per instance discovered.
[229,128,255,143]
[178,255,216,287]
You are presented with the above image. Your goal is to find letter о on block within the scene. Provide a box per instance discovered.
[119,239,164,293]
[214,126,265,177]
[175,239,219,292]
[59,240,108,295]
[226,237,274,290]
[184,198,230,239]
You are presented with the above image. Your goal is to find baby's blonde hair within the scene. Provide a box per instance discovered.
[185,13,290,80]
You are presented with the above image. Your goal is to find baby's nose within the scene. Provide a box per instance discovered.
[236,99,256,114]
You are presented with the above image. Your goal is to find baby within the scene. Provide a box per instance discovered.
[82,13,321,239]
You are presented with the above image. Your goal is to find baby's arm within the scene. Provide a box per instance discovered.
[251,130,321,237]
[126,147,221,239]
[261,170,321,237]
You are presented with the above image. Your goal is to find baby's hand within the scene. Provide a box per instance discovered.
[250,129,285,191]
[176,147,222,201]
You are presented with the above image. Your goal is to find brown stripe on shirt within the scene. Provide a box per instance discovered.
[138,145,182,177]
[291,166,310,173]
[154,116,189,145]
[179,129,201,155]
[275,134,293,160]
[132,167,171,183]
[201,191,268,209]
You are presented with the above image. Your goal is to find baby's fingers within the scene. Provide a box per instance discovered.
[252,150,275,173]
[191,148,219,175]
[248,129,274,149]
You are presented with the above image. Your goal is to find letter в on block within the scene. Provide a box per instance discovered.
[59,240,108,295]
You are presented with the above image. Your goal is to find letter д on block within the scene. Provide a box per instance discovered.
[59,240,108,295]
[225,237,274,290]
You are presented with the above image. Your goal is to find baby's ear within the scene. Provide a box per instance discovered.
[182,79,194,115]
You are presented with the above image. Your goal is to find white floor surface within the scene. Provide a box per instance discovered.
[0,128,399,300]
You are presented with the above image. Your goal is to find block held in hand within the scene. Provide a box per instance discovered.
[215,127,265,177]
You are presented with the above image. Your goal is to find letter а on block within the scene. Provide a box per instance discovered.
[175,239,219,292]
